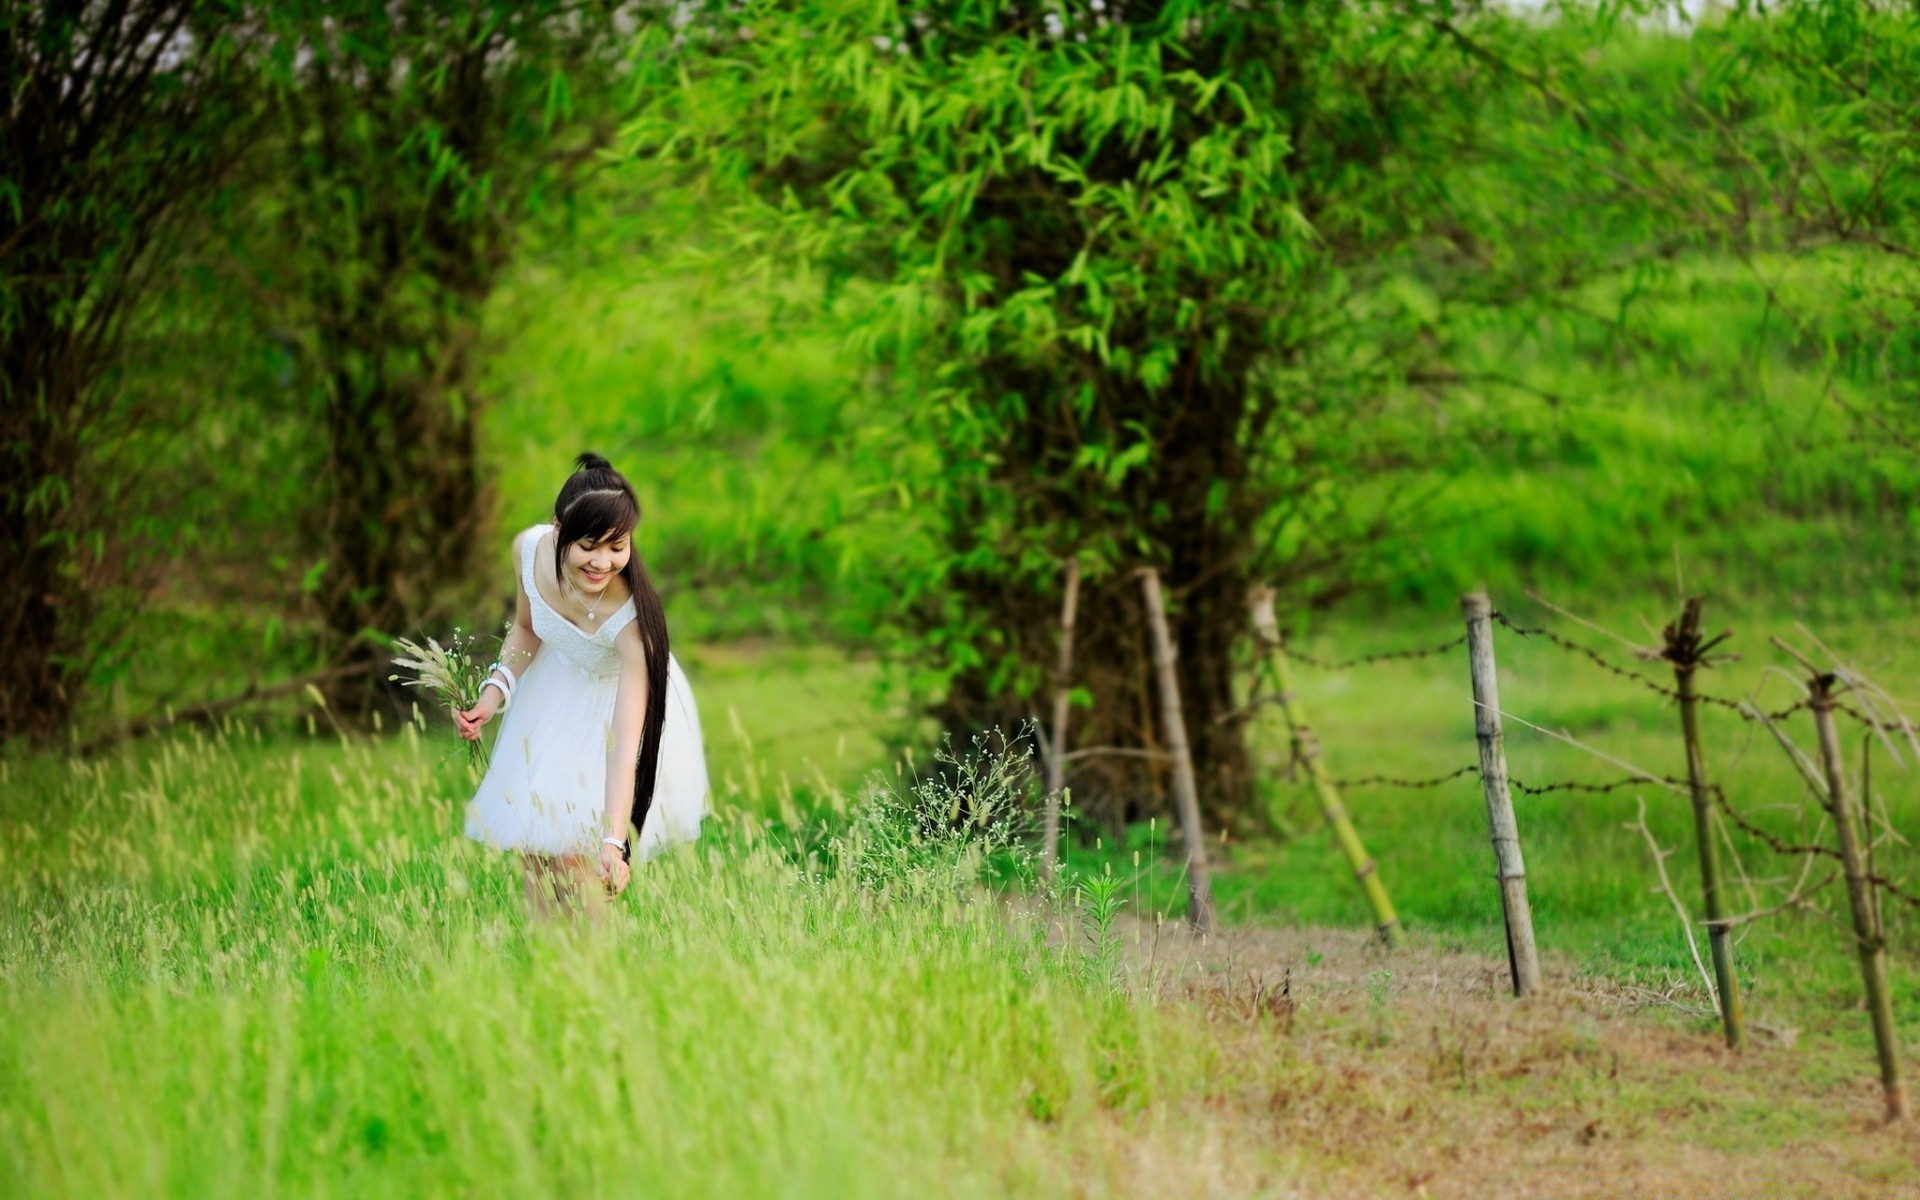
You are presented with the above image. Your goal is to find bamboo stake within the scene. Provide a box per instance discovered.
[1461,590,1542,997]
[1862,737,1885,945]
[1808,671,1908,1121]
[1040,557,1081,882]
[1665,598,1745,1049]
[1138,568,1217,934]
[1248,587,1402,947]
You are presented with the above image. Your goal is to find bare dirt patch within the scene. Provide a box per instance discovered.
[1102,917,1920,1198]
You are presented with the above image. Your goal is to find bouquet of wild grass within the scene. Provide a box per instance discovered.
[390,630,495,769]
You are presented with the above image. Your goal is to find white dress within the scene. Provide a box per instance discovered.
[464,523,709,861]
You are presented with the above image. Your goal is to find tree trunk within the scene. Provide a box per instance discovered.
[314,338,486,717]
[0,0,252,742]
[1171,549,1257,830]
[0,350,88,741]
[935,525,1260,835]
[930,361,1274,831]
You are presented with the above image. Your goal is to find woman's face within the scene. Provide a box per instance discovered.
[561,527,632,593]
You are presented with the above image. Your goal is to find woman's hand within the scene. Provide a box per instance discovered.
[455,691,501,741]
[599,841,631,898]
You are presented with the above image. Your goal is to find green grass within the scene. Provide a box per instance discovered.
[1358,255,1920,611]
[685,640,897,811]
[0,717,1237,1199]
[9,626,1919,1196]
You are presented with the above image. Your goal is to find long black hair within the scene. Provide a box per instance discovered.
[552,452,670,841]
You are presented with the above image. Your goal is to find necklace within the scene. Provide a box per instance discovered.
[567,571,608,623]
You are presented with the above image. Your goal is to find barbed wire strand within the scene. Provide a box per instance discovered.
[1324,765,1480,790]
[1267,612,1916,907]
[1313,762,1920,908]
[1489,611,1813,723]
[1279,610,1814,723]
[1280,635,1468,671]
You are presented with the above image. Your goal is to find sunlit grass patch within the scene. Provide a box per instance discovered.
[0,722,1249,1199]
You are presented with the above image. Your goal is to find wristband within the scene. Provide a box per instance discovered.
[482,662,516,710]
[604,836,630,863]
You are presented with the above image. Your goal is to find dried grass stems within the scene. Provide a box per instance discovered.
[389,629,499,768]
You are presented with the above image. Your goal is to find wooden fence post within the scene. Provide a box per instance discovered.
[1139,568,1217,934]
[1807,670,1908,1121]
[1248,587,1402,947]
[1040,557,1081,882]
[1664,598,1745,1049]
[1462,590,1542,997]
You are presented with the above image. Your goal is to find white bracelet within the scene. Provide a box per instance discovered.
[480,676,512,712]
[603,836,627,850]
[485,662,517,705]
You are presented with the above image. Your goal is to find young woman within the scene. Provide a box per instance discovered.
[456,453,708,916]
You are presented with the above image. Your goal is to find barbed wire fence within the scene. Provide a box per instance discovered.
[1032,558,1912,1117]
[1246,589,1913,1120]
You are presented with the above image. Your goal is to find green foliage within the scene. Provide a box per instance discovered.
[648,0,1502,616]
[641,0,1546,823]
[0,0,257,738]
[229,0,636,698]
[1071,862,1126,992]
[1351,255,1920,609]
[1697,2,1920,466]
[38,0,1920,774]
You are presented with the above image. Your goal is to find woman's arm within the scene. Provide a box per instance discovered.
[597,621,650,894]
[457,530,544,740]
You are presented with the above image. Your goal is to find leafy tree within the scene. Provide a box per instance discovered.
[1447,3,1920,575]
[643,0,1517,826]
[240,0,635,710]
[0,0,253,741]
[1703,3,1920,456]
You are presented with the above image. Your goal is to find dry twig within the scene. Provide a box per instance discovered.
[1625,796,1719,1003]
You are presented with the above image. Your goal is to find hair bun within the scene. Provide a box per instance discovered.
[574,452,614,473]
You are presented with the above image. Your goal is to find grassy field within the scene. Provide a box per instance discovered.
[0,716,1215,1198]
[7,615,1920,1197]
[25,196,1920,1198]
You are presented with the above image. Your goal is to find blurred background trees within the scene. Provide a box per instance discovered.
[0,0,253,740]
[8,0,1920,841]
[240,0,637,712]
[646,0,1550,826]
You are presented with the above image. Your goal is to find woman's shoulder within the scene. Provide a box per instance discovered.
[510,524,551,590]
[614,607,647,657]
[511,522,550,558]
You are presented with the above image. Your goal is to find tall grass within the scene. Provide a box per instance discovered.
[0,722,1232,1199]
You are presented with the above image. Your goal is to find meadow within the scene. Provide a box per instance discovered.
[20,210,1920,1196]
[6,606,1919,1197]
[16,6,1920,1194]
[0,710,1190,1199]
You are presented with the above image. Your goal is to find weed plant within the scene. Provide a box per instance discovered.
[831,730,1037,898]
